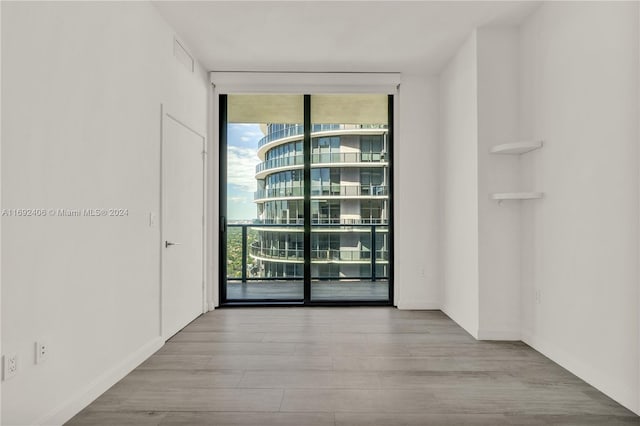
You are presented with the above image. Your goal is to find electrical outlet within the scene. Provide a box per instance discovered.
[535,289,541,305]
[35,341,47,364]
[3,354,18,380]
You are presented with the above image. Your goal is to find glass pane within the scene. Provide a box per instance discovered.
[310,94,390,301]
[225,94,304,301]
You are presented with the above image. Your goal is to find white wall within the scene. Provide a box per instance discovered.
[1,2,209,425]
[0,3,3,421]
[439,2,639,412]
[439,34,480,336]
[519,2,639,414]
[476,28,521,340]
[207,72,440,310]
[395,74,441,309]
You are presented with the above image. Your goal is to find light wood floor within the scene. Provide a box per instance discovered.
[68,308,638,425]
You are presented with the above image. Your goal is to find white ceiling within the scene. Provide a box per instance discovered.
[153,1,539,74]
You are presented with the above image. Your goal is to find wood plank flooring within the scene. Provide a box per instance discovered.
[68,308,639,425]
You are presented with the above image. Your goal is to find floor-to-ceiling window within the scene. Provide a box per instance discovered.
[219,94,393,305]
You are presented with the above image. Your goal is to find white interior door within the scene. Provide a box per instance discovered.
[162,112,205,340]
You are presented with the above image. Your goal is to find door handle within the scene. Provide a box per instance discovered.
[165,241,182,248]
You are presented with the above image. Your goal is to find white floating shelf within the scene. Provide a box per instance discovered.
[490,141,543,155]
[491,192,544,201]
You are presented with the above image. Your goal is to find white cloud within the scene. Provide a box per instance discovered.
[227,146,260,192]
[230,124,264,137]
[239,131,263,142]
[229,196,248,203]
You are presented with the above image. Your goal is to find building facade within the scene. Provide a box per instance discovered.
[251,123,390,280]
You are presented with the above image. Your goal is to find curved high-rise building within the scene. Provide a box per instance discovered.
[250,123,389,280]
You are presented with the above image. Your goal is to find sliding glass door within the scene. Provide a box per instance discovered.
[220,95,304,302]
[309,95,391,301]
[219,94,393,305]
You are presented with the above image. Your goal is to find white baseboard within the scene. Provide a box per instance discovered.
[439,308,479,339]
[476,328,521,341]
[522,330,639,415]
[396,300,441,310]
[34,336,164,426]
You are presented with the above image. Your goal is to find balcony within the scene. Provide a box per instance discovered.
[254,187,303,201]
[256,218,388,225]
[254,185,388,202]
[258,124,388,149]
[255,152,388,179]
[256,124,389,159]
[249,243,389,263]
[249,243,303,262]
[255,155,304,177]
[226,223,389,283]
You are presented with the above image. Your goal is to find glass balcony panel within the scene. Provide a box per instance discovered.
[309,224,389,301]
[226,94,304,301]
[227,94,390,303]
[309,94,389,302]
[259,138,387,175]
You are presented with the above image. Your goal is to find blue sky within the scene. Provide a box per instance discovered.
[227,123,264,221]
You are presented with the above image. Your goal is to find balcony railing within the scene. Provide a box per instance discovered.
[255,185,388,200]
[256,218,388,225]
[249,243,388,262]
[258,124,389,149]
[250,243,303,261]
[226,223,388,282]
[311,152,387,164]
[256,155,304,175]
[312,248,389,262]
[255,152,387,175]
[311,185,388,197]
[255,187,303,199]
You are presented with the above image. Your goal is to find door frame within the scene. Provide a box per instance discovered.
[160,105,207,339]
[216,92,395,307]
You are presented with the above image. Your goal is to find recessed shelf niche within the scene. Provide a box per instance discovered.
[490,140,544,203]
